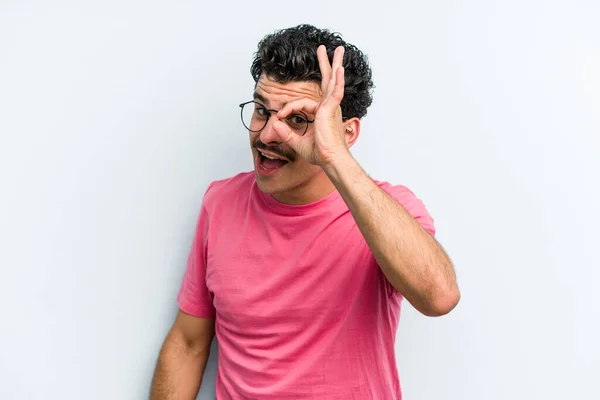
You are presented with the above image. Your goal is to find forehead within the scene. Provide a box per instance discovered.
[254,74,321,108]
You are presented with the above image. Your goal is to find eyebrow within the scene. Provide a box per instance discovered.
[251,92,315,118]
[253,92,267,104]
[253,92,286,109]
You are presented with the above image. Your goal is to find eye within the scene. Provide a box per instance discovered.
[254,105,268,119]
[286,114,308,129]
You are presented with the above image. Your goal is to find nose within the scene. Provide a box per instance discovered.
[258,113,282,145]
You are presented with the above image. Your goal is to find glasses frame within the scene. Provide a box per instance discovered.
[239,100,315,136]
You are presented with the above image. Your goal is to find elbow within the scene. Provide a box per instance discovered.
[421,286,461,317]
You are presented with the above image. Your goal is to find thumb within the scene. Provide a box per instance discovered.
[273,121,307,155]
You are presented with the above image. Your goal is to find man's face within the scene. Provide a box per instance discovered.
[248,74,326,204]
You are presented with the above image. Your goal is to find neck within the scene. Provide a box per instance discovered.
[271,172,337,205]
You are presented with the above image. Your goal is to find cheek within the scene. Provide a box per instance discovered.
[249,132,259,145]
[290,159,320,176]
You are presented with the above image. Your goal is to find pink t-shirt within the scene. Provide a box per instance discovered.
[177,171,435,399]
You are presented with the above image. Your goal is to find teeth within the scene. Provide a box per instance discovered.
[259,150,285,161]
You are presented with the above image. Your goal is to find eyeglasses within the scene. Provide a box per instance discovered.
[239,100,314,136]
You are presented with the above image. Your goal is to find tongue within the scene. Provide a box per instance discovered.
[262,157,288,169]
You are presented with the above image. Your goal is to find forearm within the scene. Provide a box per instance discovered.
[323,153,459,316]
[150,330,211,400]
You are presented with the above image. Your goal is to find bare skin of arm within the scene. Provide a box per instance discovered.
[275,46,460,317]
[323,155,460,317]
[150,311,215,400]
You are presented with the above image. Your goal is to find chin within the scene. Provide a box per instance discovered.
[254,172,286,194]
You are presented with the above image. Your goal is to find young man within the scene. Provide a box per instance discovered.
[151,24,460,400]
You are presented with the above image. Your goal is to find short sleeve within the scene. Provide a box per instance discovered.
[379,184,437,298]
[386,185,436,237]
[176,191,216,318]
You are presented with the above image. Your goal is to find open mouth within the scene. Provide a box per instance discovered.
[258,149,290,171]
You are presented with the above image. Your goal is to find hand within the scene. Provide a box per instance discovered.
[274,45,351,168]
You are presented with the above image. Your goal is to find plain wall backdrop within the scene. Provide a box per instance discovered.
[1,0,598,399]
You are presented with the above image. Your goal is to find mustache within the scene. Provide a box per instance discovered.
[254,142,296,162]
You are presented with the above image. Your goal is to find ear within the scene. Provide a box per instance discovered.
[342,117,360,148]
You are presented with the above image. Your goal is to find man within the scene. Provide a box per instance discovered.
[151,24,460,399]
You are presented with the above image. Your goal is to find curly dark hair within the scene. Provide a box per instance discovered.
[250,24,374,120]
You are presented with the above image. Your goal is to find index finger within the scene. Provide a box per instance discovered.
[277,98,320,119]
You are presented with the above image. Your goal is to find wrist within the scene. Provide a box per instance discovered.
[322,151,362,185]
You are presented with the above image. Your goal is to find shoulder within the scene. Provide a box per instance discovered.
[374,180,417,203]
[202,171,255,211]
[373,179,436,236]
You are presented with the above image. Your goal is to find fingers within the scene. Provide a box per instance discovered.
[320,66,344,116]
[272,119,306,153]
[277,98,320,119]
[318,45,344,97]
[331,66,345,104]
[277,46,345,121]
[331,46,344,73]
[317,45,331,95]
[277,68,344,120]
[326,47,344,99]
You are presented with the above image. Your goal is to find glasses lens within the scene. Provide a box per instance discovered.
[285,114,309,134]
[241,102,266,132]
[240,102,309,135]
